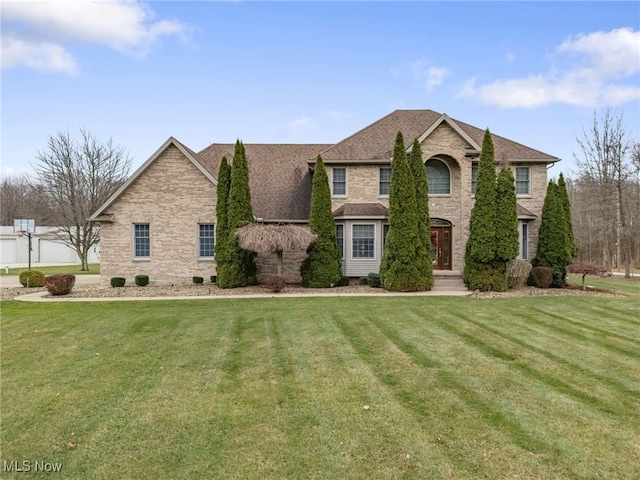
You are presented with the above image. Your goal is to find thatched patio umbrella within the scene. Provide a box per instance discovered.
[235,224,317,277]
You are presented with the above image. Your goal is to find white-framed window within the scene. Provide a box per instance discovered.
[425,159,451,195]
[471,162,478,195]
[199,223,215,258]
[519,222,529,259]
[515,166,531,196]
[332,167,346,196]
[134,223,150,258]
[352,224,375,259]
[336,224,344,259]
[379,167,391,195]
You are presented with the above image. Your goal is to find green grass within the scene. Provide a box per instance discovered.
[1,294,638,479]
[1,264,100,276]
[567,274,640,296]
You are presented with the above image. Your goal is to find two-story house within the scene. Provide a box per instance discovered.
[90,109,558,286]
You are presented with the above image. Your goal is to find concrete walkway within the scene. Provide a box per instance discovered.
[0,274,101,289]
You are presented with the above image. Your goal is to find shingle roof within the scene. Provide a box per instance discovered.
[333,203,389,218]
[320,109,559,162]
[191,110,558,222]
[197,144,331,221]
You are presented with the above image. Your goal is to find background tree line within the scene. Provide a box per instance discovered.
[569,108,640,276]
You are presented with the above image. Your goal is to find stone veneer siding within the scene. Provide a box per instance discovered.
[98,145,217,287]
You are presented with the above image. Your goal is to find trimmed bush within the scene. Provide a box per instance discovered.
[110,277,126,287]
[135,275,149,287]
[193,276,204,285]
[507,259,532,289]
[265,275,286,292]
[336,276,350,287]
[45,274,75,296]
[531,266,554,289]
[211,275,217,284]
[367,272,381,288]
[19,270,45,288]
[359,276,369,285]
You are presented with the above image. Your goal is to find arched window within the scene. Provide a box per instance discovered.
[425,159,451,194]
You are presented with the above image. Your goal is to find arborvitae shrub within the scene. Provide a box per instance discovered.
[135,275,149,287]
[265,275,286,292]
[507,260,532,289]
[110,277,126,287]
[336,276,350,287]
[531,266,554,288]
[367,272,381,288]
[45,274,75,295]
[193,276,204,284]
[19,270,45,288]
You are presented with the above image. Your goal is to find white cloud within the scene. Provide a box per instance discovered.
[458,28,640,108]
[2,38,77,74]
[408,59,449,92]
[425,67,449,91]
[1,0,190,73]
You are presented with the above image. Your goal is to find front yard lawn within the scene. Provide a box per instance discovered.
[1,294,638,479]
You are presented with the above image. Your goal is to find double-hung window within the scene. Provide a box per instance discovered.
[515,166,531,196]
[352,224,374,259]
[332,167,346,196]
[379,167,391,195]
[199,224,215,258]
[336,224,344,258]
[134,223,150,258]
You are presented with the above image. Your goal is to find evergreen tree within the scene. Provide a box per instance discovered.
[408,138,434,290]
[214,156,231,280]
[493,167,520,291]
[218,140,257,288]
[300,155,343,287]
[557,173,578,260]
[463,129,498,290]
[532,180,572,287]
[380,132,431,291]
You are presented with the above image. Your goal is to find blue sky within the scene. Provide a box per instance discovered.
[2,1,639,180]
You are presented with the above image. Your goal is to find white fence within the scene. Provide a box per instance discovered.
[0,226,100,266]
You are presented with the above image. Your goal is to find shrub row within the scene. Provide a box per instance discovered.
[110,275,217,287]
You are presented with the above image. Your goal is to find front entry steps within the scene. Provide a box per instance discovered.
[432,271,468,293]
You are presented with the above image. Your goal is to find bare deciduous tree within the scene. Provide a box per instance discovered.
[574,108,635,277]
[32,129,132,270]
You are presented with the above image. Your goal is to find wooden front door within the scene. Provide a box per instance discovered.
[430,221,452,270]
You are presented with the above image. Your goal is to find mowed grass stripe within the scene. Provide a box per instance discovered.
[2,296,638,479]
[452,310,640,404]
[433,309,623,415]
[528,305,640,346]
[399,304,639,479]
[334,309,573,479]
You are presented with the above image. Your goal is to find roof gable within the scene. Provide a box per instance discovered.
[90,137,213,221]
